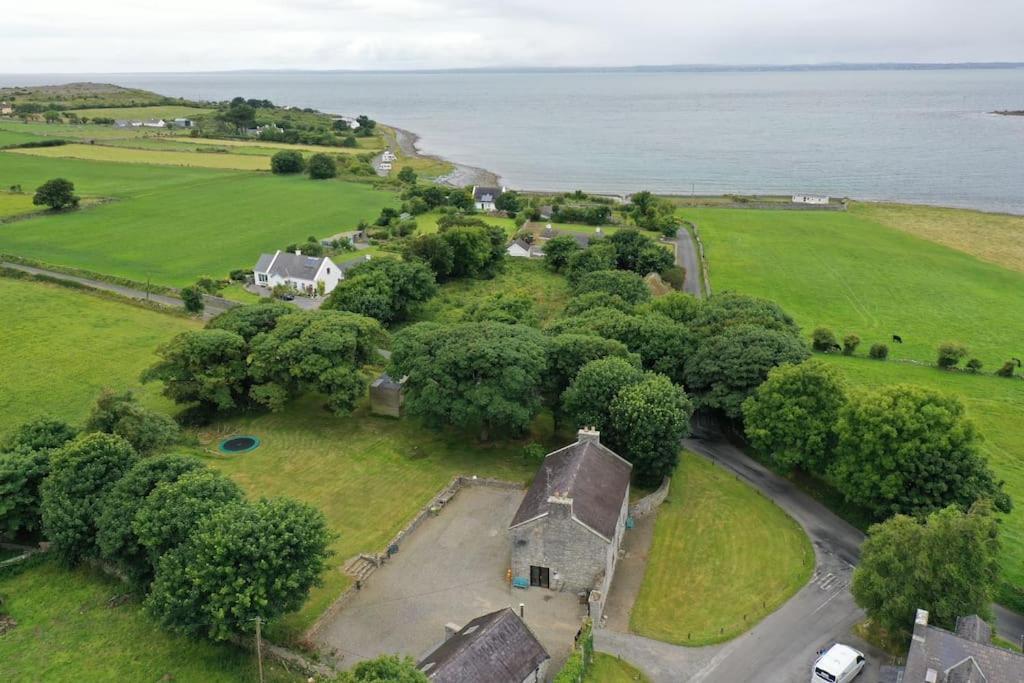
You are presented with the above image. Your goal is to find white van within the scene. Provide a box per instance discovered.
[811,644,866,683]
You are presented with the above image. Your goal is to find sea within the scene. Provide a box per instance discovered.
[4,68,1024,214]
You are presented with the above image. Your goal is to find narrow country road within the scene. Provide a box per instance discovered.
[672,225,702,296]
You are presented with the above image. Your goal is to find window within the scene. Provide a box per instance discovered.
[257,273,267,283]
[326,267,331,274]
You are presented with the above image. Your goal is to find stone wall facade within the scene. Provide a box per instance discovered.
[629,476,671,519]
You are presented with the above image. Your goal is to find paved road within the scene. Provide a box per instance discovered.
[2,261,238,319]
[673,226,702,296]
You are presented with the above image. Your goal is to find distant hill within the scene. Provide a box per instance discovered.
[0,82,202,110]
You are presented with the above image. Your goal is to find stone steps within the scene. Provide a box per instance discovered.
[342,555,378,582]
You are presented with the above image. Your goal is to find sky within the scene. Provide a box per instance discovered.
[3,0,1023,73]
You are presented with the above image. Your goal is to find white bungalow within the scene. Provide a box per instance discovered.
[473,186,506,212]
[252,250,343,296]
[792,194,830,205]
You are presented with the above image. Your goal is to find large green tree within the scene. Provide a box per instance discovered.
[543,235,582,272]
[323,258,437,324]
[546,334,636,397]
[85,389,180,454]
[143,329,250,412]
[609,374,694,485]
[573,269,651,305]
[270,150,305,174]
[206,302,295,342]
[565,242,617,284]
[33,178,79,210]
[403,234,456,280]
[3,417,77,453]
[741,361,847,474]
[691,292,799,339]
[146,498,331,640]
[684,324,810,419]
[307,153,337,179]
[0,418,77,537]
[852,503,1000,637]
[562,356,645,432]
[390,322,549,439]
[829,384,1009,518]
[339,655,428,682]
[40,433,139,565]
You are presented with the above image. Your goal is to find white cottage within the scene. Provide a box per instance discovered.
[792,194,830,205]
[252,250,343,295]
[472,185,506,212]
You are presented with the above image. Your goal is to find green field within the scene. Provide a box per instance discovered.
[0,129,49,148]
[10,143,269,171]
[72,105,212,120]
[630,453,814,645]
[0,277,198,434]
[0,558,299,683]
[415,210,519,236]
[0,120,166,141]
[0,192,39,219]
[0,155,397,286]
[690,207,1024,367]
[586,653,649,682]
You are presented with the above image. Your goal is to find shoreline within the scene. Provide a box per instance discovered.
[387,124,501,188]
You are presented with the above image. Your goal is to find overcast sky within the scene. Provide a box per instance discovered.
[4,0,1023,73]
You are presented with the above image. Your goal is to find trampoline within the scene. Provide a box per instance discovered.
[218,435,261,454]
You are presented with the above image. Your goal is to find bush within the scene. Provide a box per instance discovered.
[553,619,593,683]
[996,361,1017,378]
[32,178,79,210]
[307,153,337,179]
[661,266,687,291]
[85,389,181,454]
[937,342,968,369]
[842,334,860,356]
[522,443,546,465]
[179,286,204,313]
[869,343,889,360]
[965,358,983,374]
[270,150,305,174]
[811,327,838,352]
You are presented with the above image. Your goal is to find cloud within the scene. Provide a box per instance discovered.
[1,0,1021,72]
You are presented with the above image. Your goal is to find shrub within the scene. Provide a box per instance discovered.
[996,361,1017,378]
[85,389,181,454]
[965,358,983,374]
[522,443,546,465]
[811,327,838,352]
[307,153,337,179]
[3,417,77,453]
[32,178,79,210]
[270,150,305,174]
[869,343,889,360]
[179,285,204,313]
[661,266,687,290]
[937,342,968,369]
[842,334,860,356]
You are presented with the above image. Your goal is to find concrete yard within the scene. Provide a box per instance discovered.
[313,485,585,673]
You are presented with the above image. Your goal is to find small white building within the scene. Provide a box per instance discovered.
[172,118,194,128]
[252,250,343,296]
[141,119,166,128]
[792,194,830,205]
[0,102,13,115]
[378,162,392,172]
[472,185,506,212]
[506,239,542,259]
[381,150,397,162]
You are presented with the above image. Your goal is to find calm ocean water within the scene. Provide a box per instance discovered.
[5,69,1024,213]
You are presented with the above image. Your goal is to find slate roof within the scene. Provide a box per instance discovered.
[510,434,632,541]
[903,610,1024,682]
[473,186,503,203]
[508,239,532,252]
[418,608,549,683]
[253,250,326,281]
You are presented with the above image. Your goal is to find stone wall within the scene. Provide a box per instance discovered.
[629,476,671,519]
[510,505,610,595]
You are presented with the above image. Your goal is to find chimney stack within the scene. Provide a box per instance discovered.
[915,609,929,627]
[444,622,461,641]
[577,427,600,444]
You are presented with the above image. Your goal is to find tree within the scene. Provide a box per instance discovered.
[40,433,138,565]
[811,327,838,352]
[635,244,675,276]
[691,292,799,339]
[95,454,203,587]
[565,243,617,284]
[563,291,633,316]
[842,334,860,356]
[32,178,79,210]
[937,342,968,369]
[440,225,505,279]
[494,190,522,213]
[830,384,1010,518]
[573,270,651,305]
[180,285,204,314]
[403,234,456,280]
[85,389,180,454]
[146,497,331,640]
[43,110,62,123]
[741,361,847,474]
[270,150,305,174]
[562,356,645,432]
[391,322,549,440]
[3,417,77,453]
[218,101,256,130]
[0,449,50,537]
[543,235,582,272]
[609,374,693,485]
[462,292,539,326]
[869,343,889,360]
[143,329,250,412]
[545,334,635,397]
[206,302,295,342]
[248,310,385,413]
[852,503,1000,637]
[397,166,417,184]
[684,324,810,419]
[307,153,337,179]
[644,292,703,325]
[323,259,437,325]
[338,655,428,683]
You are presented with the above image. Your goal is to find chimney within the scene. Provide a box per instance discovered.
[547,494,573,520]
[444,623,460,641]
[915,609,929,627]
[577,427,600,445]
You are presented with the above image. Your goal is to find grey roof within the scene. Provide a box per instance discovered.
[337,255,373,274]
[904,612,1024,683]
[508,239,532,251]
[510,435,632,540]
[418,608,549,683]
[956,615,992,644]
[371,373,406,390]
[254,251,326,280]
[473,186,503,202]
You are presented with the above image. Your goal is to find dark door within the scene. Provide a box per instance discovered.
[529,565,550,588]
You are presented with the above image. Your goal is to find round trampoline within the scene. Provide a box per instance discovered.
[218,435,261,454]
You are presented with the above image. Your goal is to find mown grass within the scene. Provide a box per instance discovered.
[0,120,162,141]
[690,207,1024,367]
[9,143,269,171]
[186,135,382,154]
[0,557,300,683]
[0,192,39,219]
[72,105,213,120]
[586,653,649,682]
[630,453,814,646]
[0,159,397,286]
[0,129,48,148]
[415,210,518,236]
[0,277,198,434]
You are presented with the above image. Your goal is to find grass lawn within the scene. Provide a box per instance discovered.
[412,258,572,326]
[415,210,519,236]
[0,129,49,148]
[630,453,814,646]
[0,192,39,219]
[851,202,1024,276]
[690,207,1024,368]
[0,558,300,683]
[0,121,161,141]
[586,653,649,682]
[9,143,269,171]
[185,135,379,155]
[0,165,398,287]
[72,105,213,120]
[0,277,198,434]
[203,397,539,642]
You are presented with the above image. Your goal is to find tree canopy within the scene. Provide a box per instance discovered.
[562,356,645,432]
[461,291,539,326]
[573,269,651,305]
[608,374,693,485]
[270,150,305,174]
[307,153,337,179]
[323,258,437,324]
[336,655,428,683]
[543,235,582,272]
[143,329,250,412]
[85,389,180,454]
[33,177,79,210]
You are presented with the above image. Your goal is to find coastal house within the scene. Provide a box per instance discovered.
[509,428,631,622]
[417,608,550,683]
[141,119,166,128]
[0,102,13,115]
[879,609,1024,682]
[252,250,343,296]
[473,186,505,212]
[792,194,830,205]
[172,118,194,128]
[382,150,397,162]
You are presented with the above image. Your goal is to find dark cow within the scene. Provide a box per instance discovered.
[892,335,903,344]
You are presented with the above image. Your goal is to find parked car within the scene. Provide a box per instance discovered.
[812,644,865,683]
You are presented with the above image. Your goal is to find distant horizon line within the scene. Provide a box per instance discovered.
[3,61,1024,77]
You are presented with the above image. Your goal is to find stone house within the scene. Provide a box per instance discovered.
[508,429,631,620]
[417,608,550,683]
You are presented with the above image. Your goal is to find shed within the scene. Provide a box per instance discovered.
[370,373,407,417]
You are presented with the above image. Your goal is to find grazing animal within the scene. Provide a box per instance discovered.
[892,335,903,344]
[1013,358,1022,368]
